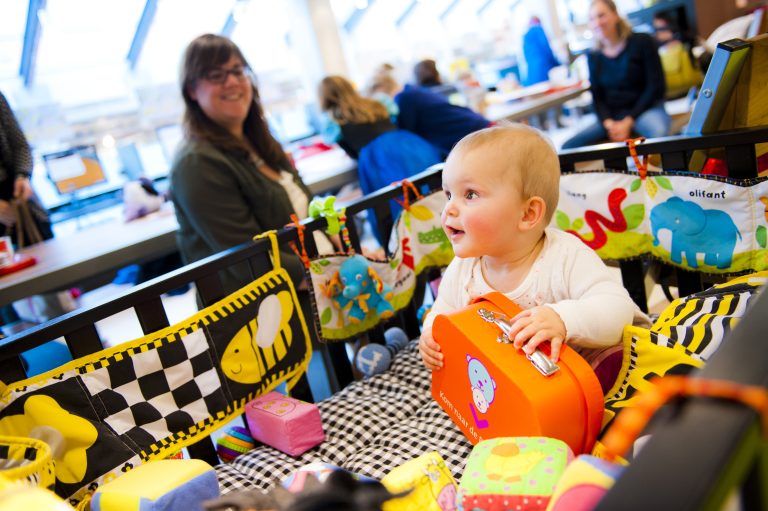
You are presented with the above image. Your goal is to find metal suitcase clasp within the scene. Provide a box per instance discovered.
[478,307,560,377]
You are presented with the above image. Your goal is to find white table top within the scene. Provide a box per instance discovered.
[486,82,590,124]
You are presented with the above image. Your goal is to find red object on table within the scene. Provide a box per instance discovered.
[0,254,37,276]
[296,142,334,159]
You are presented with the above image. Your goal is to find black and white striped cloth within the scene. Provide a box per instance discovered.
[216,341,473,494]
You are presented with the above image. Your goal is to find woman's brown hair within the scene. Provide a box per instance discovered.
[180,34,290,171]
[318,76,389,125]
[591,0,634,47]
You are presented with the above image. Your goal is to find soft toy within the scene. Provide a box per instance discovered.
[545,455,624,511]
[308,196,341,235]
[91,459,219,511]
[123,178,165,221]
[215,425,255,463]
[381,452,458,511]
[355,327,410,377]
[244,392,325,456]
[459,437,574,511]
[326,255,394,324]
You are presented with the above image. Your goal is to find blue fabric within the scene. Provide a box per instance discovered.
[357,130,442,196]
[522,24,559,86]
[152,470,219,511]
[21,341,72,377]
[357,129,442,241]
[395,85,490,157]
[91,467,219,511]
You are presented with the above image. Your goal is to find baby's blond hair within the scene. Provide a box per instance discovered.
[451,124,560,223]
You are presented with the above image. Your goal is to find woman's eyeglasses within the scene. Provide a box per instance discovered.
[202,66,250,84]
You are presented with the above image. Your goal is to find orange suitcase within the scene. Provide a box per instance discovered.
[431,292,604,454]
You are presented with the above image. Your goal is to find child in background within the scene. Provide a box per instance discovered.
[318,76,442,241]
[419,125,649,370]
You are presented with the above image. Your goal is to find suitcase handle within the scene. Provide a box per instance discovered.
[478,308,560,377]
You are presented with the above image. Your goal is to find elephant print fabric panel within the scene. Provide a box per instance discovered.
[556,170,768,273]
[309,189,452,342]
[205,269,312,405]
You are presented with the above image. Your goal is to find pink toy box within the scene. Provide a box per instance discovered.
[245,391,325,456]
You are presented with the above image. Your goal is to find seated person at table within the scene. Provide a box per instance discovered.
[419,124,649,370]
[369,67,491,158]
[170,34,333,295]
[413,59,460,100]
[318,75,442,239]
[562,0,670,149]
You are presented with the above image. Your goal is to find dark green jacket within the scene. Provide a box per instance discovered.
[170,139,309,295]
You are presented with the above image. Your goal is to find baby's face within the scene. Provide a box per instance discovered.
[441,147,526,259]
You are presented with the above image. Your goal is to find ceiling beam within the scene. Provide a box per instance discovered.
[19,0,47,88]
[439,0,462,22]
[476,0,496,16]
[221,11,237,37]
[127,0,158,71]
[343,0,376,33]
[395,0,418,28]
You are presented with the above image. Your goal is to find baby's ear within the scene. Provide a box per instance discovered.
[520,196,546,230]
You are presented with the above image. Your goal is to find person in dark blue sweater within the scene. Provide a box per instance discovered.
[394,83,491,158]
[562,0,670,149]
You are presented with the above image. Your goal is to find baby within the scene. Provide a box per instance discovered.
[419,124,648,370]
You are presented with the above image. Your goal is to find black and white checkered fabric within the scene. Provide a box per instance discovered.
[216,341,473,495]
[82,329,227,456]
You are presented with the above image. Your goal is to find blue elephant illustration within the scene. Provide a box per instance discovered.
[650,197,741,269]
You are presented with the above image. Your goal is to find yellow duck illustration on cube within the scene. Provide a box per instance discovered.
[484,440,545,483]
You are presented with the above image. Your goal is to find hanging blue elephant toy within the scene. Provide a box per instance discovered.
[327,255,394,324]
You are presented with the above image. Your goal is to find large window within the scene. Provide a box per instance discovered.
[0,0,319,211]
[330,0,537,89]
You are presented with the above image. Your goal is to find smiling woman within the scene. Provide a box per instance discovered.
[169,34,333,296]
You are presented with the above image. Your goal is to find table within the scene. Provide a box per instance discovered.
[485,82,590,124]
[0,207,179,306]
[0,148,359,307]
[297,146,357,195]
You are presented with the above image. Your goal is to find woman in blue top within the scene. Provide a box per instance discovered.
[562,0,670,149]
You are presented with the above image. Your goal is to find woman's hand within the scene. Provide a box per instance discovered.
[14,176,33,201]
[419,328,443,370]
[606,116,634,142]
[506,306,567,362]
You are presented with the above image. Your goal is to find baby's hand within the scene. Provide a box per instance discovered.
[506,306,567,362]
[419,329,443,370]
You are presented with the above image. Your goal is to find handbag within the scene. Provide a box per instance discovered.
[11,199,45,249]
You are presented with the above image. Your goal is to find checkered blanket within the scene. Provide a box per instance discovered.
[215,341,473,493]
